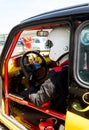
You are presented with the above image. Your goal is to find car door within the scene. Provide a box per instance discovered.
[65,20,89,130]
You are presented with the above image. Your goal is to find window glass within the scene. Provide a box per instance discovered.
[12,23,70,55]
[78,26,89,83]
[33,38,40,43]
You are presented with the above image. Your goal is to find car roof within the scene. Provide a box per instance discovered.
[21,3,89,24]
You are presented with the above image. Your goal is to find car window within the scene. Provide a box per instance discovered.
[78,25,89,84]
[12,23,70,56]
[33,38,40,43]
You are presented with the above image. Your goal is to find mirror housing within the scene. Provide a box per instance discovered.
[37,30,49,37]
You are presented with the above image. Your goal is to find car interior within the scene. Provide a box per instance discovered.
[3,22,70,129]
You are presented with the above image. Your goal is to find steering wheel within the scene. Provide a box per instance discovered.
[20,51,48,82]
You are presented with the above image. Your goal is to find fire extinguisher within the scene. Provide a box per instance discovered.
[39,118,57,130]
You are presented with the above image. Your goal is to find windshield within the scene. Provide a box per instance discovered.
[12,23,70,56]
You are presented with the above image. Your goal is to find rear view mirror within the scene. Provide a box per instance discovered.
[37,30,49,37]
